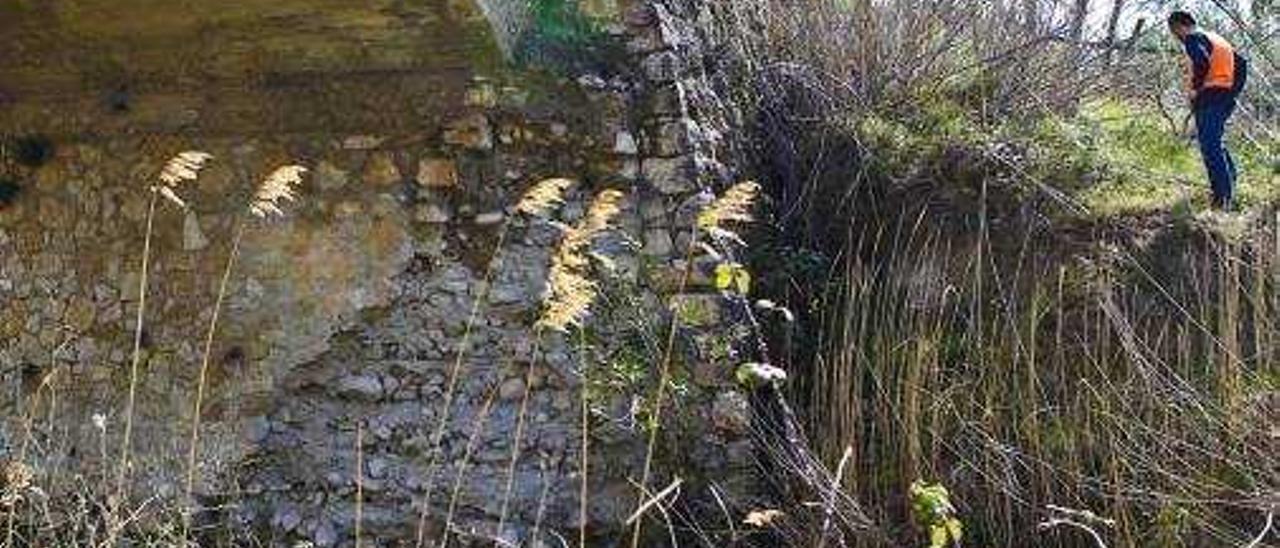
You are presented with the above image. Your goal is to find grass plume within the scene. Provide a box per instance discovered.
[516,177,577,218]
[632,182,761,547]
[183,163,306,541]
[498,188,626,539]
[697,181,761,232]
[112,150,212,544]
[249,165,307,219]
[154,151,214,209]
[414,177,577,546]
[537,188,625,332]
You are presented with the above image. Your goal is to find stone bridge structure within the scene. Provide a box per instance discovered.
[0,0,750,546]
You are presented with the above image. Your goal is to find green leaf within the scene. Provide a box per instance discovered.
[714,262,735,291]
[734,268,751,294]
[945,517,963,542]
[929,525,948,548]
[714,262,752,295]
[910,480,962,547]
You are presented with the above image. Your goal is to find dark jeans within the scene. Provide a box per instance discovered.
[1194,94,1239,208]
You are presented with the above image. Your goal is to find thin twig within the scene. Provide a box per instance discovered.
[182,221,244,537]
[1039,518,1109,548]
[355,422,364,548]
[708,483,737,544]
[1039,505,1114,548]
[815,446,854,548]
[625,478,684,526]
[1244,509,1275,548]
[110,191,158,545]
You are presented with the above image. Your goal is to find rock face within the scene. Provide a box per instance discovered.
[0,0,752,546]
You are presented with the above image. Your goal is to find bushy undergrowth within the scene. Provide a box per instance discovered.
[511,0,624,74]
[797,92,1278,223]
[802,216,1280,547]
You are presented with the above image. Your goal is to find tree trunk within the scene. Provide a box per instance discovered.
[1070,0,1091,42]
[1023,0,1040,33]
[1104,0,1127,66]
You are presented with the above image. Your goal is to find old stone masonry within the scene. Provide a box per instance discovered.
[0,0,752,546]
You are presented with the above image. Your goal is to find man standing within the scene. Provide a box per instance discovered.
[1168,10,1248,210]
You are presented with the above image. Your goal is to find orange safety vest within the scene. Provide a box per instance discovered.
[1184,31,1236,91]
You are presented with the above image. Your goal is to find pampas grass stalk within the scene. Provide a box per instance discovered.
[414,227,507,537]
[631,182,759,547]
[183,221,243,502]
[113,191,155,527]
[498,188,623,541]
[578,328,590,548]
[440,382,500,548]
[112,151,211,543]
[355,422,365,548]
[415,178,577,547]
[495,333,541,540]
[531,457,553,545]
[628,242,693,548]
[182,164,304,539]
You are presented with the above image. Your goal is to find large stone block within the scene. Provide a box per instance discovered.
[362,152,402,187]
[416,157,460,189]
[313,161,349,191]
[641,51,686,83]
[642,227,674,257]
[644,119,691,157]
[669,293,724,328]
[642,156,695,194]
[443,113,494,150]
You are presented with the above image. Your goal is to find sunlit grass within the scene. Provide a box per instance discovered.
[1060,99,1279,216]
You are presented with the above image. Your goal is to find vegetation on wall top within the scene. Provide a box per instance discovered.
[515,0,623,73]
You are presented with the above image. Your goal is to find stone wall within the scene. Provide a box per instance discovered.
[0,0,755,546]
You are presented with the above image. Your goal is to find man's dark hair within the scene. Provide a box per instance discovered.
[1168,11,1196,28]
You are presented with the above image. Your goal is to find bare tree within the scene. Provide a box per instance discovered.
[1103,0,1128,66]
[1070,0,1092,41]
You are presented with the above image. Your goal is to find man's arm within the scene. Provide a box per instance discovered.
[1184,33,1212,92]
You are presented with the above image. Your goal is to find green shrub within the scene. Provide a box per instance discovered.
[516,0,621,72]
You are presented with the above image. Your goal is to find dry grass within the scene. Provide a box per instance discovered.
[631,181,767,547]
[499,187,626,540]
[183,163,308,541]
[537,188,625,333]
[802,208,1280,546]
[112,150,213,546]
[689,3,1279,543]
[413,177,579,547]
